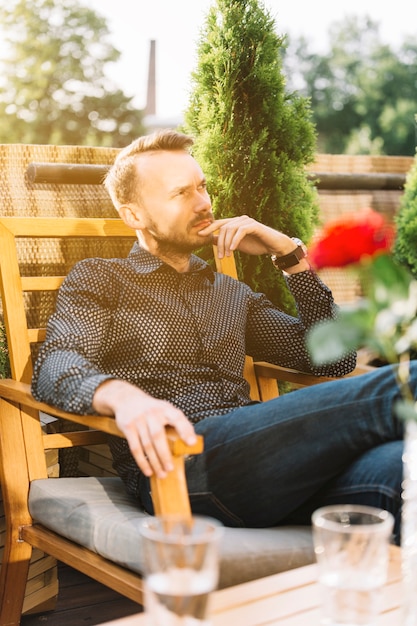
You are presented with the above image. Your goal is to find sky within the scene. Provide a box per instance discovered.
[85,0,416,120]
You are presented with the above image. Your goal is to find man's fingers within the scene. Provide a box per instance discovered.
[202,215,258,258]
[167,411,198,446]
[124,427,155,477]
[114,397,197,478]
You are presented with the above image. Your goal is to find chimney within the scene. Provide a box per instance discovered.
[144,39,156,116]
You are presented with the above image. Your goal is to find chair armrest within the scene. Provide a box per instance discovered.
[0,378,203,456]
[253,362,336,386]
[345,363,376,376]
[253,360,375,387]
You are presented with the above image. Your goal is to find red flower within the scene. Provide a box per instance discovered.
[309,209,395,270]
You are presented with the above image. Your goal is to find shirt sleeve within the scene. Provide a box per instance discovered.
[31,258,117,414]
[246,268,357,377]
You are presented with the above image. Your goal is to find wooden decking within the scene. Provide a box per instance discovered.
[21,563,141,625]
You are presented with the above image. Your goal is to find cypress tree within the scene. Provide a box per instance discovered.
[394,148,417,278]
[183,0,319,311]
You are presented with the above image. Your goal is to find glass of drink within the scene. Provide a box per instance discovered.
[139,515,224,626]
[312,504,394,626]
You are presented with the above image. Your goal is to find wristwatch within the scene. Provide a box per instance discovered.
[271,237,307,271]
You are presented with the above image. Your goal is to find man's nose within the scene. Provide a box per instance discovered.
[194,191,211,212]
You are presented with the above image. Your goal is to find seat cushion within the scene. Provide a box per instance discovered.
[29,476,314,588]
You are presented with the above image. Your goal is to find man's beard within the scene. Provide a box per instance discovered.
[154,231,214,256]
[147,215,214,256]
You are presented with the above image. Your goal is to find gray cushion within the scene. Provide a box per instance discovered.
[29,476,314,588]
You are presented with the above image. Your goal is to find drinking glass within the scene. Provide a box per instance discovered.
[139,515,223,626]
[312,504,394,626]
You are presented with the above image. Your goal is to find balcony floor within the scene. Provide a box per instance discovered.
[21,563,141,625]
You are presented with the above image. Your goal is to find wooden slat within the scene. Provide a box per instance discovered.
[0,222,33,382]
[22,579,58,615]
[21,525,144,605]
[213,248,239,279]
[0,399,34,620]
[21,276,65,291]
[20,562,139,623]
[43,431,109,449]
[0,217,133,238]
[243,356,261,401]
[27,328,46,343]
[256,375,280,401]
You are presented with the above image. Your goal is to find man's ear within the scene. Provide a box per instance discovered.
[119,204,143,230]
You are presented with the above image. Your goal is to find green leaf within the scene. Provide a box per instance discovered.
[394,398,417,422]
[307,316,366,364]
[364,254,412,306]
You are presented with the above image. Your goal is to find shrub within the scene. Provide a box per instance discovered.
[394,145,417,278]
[183,0,319,312]
[0,319,10,378]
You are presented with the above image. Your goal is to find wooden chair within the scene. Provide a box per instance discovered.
[0,148,372,625]
[0,217,205,623]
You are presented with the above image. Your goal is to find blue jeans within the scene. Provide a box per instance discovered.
[140,363,410,544]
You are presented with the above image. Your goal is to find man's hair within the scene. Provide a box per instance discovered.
[104,129,194,210]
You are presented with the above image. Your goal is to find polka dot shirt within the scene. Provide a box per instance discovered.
[31,242,356,495]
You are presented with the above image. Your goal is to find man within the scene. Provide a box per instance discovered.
[32,129,406,539]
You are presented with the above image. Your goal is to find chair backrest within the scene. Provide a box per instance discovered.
[0,217,135,384]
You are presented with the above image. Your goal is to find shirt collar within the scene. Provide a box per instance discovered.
[128,241,215,283]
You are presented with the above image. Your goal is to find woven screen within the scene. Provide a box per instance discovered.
[307,154,414,303]
[0,144,135,330]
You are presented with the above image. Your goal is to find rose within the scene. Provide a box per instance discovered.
[309,208,395,269]
[307,208,414,361]
[307,209,417,419]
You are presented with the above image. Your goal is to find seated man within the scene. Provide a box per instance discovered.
[32,129,406,541]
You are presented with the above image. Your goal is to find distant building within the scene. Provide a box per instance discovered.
[143,39,183,131]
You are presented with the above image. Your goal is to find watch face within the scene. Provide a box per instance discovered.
[272,238,307,270]
[291,237,308,256]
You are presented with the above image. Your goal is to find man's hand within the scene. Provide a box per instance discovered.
[199,215,297,258]
[199,215,310,274]
[93,379,197,478]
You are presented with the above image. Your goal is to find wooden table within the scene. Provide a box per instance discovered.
[102,546,402,625]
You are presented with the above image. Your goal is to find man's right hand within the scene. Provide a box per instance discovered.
[92,379,197,478]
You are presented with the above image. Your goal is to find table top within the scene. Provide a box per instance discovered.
[102,545,402,626]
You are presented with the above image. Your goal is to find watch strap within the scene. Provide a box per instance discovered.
[271,238,307,270]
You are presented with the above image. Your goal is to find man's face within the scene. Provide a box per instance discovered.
[133,150,213,255]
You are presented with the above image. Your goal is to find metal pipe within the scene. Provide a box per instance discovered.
[26,162,407,191]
